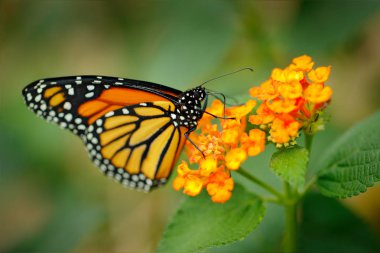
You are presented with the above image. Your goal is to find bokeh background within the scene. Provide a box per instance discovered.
[1,1,380,252]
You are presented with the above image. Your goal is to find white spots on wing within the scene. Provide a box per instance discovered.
[104,85,110,89]
[65,84,72,89]
[75,80,82,84]
[87,85,95,91]
[122,108,129,114]
[105,111,114,117]
[50,81,57,85]
[96,119,103,126]
[115,82,123,85]
[26,93,33,101]
[118,78,124,81]
[64,113,73,122]
[76,76,82,80]
[93,80,101,84]
[68,88,74,95]
[96,76,102,79]
[75,118,82,124]
[34,94,42,102]
[40,103,47,111]
[139,103,147,106]
[78,124,86,130]
[85,92,94,98]
[63,102,72,110]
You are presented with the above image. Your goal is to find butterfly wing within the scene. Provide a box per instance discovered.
[22,76,187,191]
[83,101,187,191]
[22,76,182,135]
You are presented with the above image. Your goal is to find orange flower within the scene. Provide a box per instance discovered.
[250,55,332,145]
[206,168,234,203]
[225,148,247,170]
[240,129,266,156]
[289,55,314,72]
[271,67,304,83]
[250,80,279,100]
[308,66,331,83]
[266,98,298,114]
[249,103,275,125]
[200,156,218,176]
[183,175,204,196]
[277,81,303,99]
[174,54,332,203]
[226,99,256,121]
[304,83,332,103]
[269,114,300,144]
[198,99,224,126]
[173,161,203,196]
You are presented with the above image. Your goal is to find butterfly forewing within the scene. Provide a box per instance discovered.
[22,76,181,135]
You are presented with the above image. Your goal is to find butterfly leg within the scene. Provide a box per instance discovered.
[184,127,205,159]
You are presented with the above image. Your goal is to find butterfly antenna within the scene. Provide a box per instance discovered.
[200,67,253,87]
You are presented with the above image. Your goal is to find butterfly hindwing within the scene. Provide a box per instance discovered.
[83,101,186,191]
[22,76,182,136]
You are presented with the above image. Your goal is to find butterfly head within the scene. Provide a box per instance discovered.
[177,86,207,128]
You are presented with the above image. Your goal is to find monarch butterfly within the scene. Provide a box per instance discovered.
[22,75,209,191]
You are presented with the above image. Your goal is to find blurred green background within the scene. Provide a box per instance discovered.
[1,1,380,252]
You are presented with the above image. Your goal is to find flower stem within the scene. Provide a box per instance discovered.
[283,182,297,253]
[304,132,314,154]
[236,168,284,200]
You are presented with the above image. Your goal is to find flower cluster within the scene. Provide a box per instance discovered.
[249,55,332,146]
[173,100,266,203]
[173,55,332,203]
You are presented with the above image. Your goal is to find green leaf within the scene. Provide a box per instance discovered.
[298,193,380,253]
[270,146,309,187]
[317,112,380,198]
[157,184,266,253]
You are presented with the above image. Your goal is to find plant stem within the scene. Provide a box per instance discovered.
[236,168,284,200]
[304,132,314,154]
[283,182,297,253]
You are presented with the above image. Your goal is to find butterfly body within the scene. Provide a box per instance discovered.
[22,76,207,191]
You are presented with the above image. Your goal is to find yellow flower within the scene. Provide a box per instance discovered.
[200,156,218,176]
[271,68,304,83]
[226,99,256,120]
[270,114,300,144]
[289,55,314,72]
[206,169,234,203]
[266,98,298,114]
[198,99,224,126]
[304,83,333,104]
[173,161,204,197]
[221,127,240,146]
[250,80,279,100]
[249,103,275,125]
[240,129,266,156]
[225,148,247,170]
[183,175,204,196]
[308,66,331,83]
[278,81,303,99]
